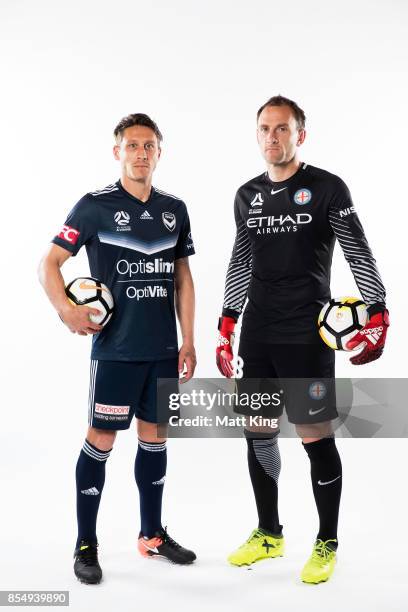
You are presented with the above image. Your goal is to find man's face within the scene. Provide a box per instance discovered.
[113,125,161,182]
[257,105,305,166]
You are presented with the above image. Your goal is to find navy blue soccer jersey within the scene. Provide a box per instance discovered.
[52,180,195,361]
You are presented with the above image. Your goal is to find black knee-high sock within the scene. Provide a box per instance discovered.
[303,437,342,544]
[245,431,282,535]
[75,439,112,548]
[135,439,167,538]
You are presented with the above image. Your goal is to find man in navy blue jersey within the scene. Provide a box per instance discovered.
[39,113,197,584]
[216,96,389,584]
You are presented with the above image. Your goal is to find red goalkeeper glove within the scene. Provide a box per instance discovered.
[346,310,389,365]
[216,316,236,377]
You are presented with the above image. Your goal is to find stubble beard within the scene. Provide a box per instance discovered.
[268,150,296,167]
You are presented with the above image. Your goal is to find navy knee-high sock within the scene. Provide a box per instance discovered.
[75,439,112,548]
[303,437,342,544]
[135,439,167,538]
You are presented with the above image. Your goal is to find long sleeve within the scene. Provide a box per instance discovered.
[328,180,386,317]
[222,197,253,320]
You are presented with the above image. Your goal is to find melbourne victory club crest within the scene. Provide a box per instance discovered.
[162,212,176,232]
[293,188,312,205]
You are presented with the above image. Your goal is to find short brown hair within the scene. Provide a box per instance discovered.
[257,95,306,129]
[113,113,163,143]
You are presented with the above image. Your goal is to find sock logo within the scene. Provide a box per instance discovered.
[81,486,100,495]
[317,475,341,486]
[152,476,166,486]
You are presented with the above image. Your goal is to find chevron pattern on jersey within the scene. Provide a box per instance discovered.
[223,219,252,314]
[98,231,178,255]
[328,210,386,308]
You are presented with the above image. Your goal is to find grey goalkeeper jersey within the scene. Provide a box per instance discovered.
[222,163,386,344]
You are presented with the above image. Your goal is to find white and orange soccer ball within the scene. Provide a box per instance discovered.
[65,277,114,326]
[318,297,367,350]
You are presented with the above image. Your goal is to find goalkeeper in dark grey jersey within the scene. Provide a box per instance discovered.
[216,95,389,584]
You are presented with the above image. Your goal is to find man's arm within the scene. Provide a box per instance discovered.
[38,243,103,336]
[222,203,253,320]
[174,257,196,382]
[328,182,389,364]
[217,197,253,377]
[328,185,386,316]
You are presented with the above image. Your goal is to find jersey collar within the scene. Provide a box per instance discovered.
[116,180,156,206]
[263,162,307,188]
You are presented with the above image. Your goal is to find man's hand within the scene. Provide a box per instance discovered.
[216,316,236,377]
[178,343,197,383]
[59,302,103,336]
[346,310,389,365]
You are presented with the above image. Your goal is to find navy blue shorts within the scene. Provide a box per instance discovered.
[235,340,337,425]
[88,359,179,430]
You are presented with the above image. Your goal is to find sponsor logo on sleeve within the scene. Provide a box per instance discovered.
[339,206,355,218]
[187,231,194,249]
[58,224,80,245]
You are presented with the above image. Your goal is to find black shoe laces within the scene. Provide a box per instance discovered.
[160,526,182,550]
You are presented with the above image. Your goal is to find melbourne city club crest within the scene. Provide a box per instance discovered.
[294,188,312,205]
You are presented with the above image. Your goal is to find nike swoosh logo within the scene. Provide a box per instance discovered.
[142,542,159,553]
[308,406,326,416]
[271,187,287,195]
[79,282,110,294]
[318,475,341,486]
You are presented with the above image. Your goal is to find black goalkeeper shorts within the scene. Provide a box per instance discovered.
[235,338,337,425]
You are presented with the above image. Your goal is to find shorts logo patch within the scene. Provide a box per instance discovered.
[95,403,130,415]
[293,188,312,205]
[308,381,326,400]
[58,224,80,244]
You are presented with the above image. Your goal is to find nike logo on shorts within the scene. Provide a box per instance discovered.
[308,406,326,416]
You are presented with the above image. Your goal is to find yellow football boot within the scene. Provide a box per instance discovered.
[228,528,284,566]
[301,539,337,584]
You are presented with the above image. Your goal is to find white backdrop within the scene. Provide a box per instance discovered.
[1,1,407,610]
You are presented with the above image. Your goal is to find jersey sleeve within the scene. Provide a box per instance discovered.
[222,194,253,320]
[328,179,386,316]
[175,206,195,259]
[51,195,96,256]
